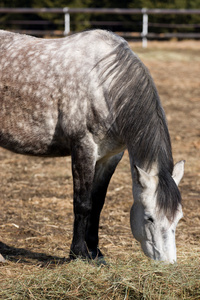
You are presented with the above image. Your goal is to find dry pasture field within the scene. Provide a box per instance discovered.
[0,39,199,298]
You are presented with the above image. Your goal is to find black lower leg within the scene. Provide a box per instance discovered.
[86,153,124,258]
[70,138,96,259]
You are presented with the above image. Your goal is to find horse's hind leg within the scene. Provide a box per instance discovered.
[85,152,124,259]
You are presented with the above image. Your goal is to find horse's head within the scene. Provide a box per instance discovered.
[130,161,184,263]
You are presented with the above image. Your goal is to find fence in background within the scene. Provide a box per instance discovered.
[1,8,200,47]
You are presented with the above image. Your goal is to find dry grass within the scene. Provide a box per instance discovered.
[0,248,199,300]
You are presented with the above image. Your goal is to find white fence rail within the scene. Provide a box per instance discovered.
[1,8,200,47]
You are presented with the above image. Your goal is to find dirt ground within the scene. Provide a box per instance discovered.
[0,40,199,265]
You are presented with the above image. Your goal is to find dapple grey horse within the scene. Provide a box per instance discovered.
[0,30,184,263]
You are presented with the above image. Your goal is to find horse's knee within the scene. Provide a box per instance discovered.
[74,195,92,216]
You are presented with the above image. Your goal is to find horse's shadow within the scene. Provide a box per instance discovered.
[0,242,69,267]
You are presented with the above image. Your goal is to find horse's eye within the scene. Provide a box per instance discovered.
[147,217,154,223]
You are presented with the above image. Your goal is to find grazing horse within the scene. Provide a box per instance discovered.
[0,29,184,263]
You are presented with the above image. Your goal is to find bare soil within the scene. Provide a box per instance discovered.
[0,40,199,266]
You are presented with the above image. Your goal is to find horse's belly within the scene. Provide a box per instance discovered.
[0,114,71,157]
[0,130,71,157]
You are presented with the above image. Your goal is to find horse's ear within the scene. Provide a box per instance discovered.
[172,160,185,186]
[134,165,154,189]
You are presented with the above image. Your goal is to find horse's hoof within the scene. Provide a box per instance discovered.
[94,256,107,266]
[88,248,107,265]
[88,247,103,259]
[69,247,106,265]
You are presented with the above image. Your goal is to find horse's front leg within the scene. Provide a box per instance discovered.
[70,137,96,260]
[86,152,124,259]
